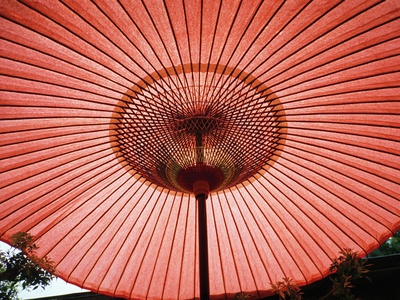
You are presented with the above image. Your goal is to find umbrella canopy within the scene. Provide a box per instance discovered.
[1,0,399,299]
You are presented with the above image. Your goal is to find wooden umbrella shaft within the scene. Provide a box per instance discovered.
[197,193,210,300]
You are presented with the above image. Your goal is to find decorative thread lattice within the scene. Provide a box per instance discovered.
[114,64,284,193]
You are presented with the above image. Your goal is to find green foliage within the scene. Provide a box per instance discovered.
[270,276,303,300]
[369,230,400,257]
[321,248,369,300]
[0,232,55,299]
[233,291,256,300]
[269,248,372,300]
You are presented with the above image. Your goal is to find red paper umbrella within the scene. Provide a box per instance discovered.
[1,1,399,299]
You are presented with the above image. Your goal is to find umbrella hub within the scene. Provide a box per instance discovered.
[192,180,210,199]
[178,165,224,198]
[113,63,285,195]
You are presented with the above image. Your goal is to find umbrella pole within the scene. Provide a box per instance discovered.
[194,131,210,299]
[194,181,210,300]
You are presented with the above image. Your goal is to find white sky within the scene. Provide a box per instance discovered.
[19,277,88,300]
[0,241,88,299]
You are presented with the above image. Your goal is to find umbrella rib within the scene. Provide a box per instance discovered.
[281,137,400,186]
[22,158,135,238]
[210,0,284,94]
[0,16,125,83]
[0,92,117,113]
[15,0,186,104]
[208,194,228,299]
[277,154,391,245]
[284,111,400,118]
[10,2,144,86]
[201,0,245,108]
[200,0,224,106]
[87,183,156,295]
[286,120,399,149]
[248,81,400,107]
[225,188,261,298]
[0,110,112,129]
[213,0,335,103]
[254,169,346,262]
[224,0,313,88]
[1,55,193,113]
[215,192,243,293]
[174,194,191,300]
[0,115,111,121]
[260,160,352,242]
[0,72,125,106]
[0,117,110,140]
[262,159,370,256]
[266,12,399,86]
[0,103,114,118]
[197,0,216,106]
[0,55,137,107]
[270,50,400,95]
[50,170,135,267]
[0,35,134,94]
[240,180,321,281]
[235,67,399,110]
[109,186,164,297]
[239,180,322,285]
[275,70,400,100]
[277,86,400,109]
[137,0,195,106]
[1,1,399,299]
[0,132,112,174]
[0,41,130,99]
[178,0,199,106]
[112,2,193,107]
[198,0,203,88]
[232,182,292,281]
[222,2,395,103]
[159,192,184,300]
[246,0,386,84]
[281,97,400,112]
[0,76,188,131]
[280,147,400,222]
[59,174,145,276]
[0,124,110,147]
[144,190,178,300]
[159,192,187,300]
[0,143,115,204]
[61,0,188,102]
[134,190,179,299]
[268,38,400,91]
[237,180,318,282]
[1,157,134,255]
[0,141,119,187]
[0,51,184,117]
[204,0,266,111]
[206,1,286,114]
[76,179,149,290]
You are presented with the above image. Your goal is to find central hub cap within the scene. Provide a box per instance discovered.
[177,165,224,193]
[113,64,284,194]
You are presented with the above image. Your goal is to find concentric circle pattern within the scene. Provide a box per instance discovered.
[0,1,399,300]
[115,64,283,193]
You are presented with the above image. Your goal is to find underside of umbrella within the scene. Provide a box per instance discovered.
[1,0,399,299]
